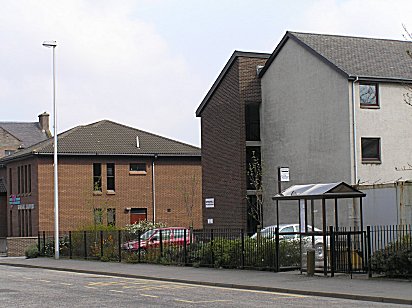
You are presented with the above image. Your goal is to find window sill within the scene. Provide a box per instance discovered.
[360,104,380,109]
[106,190,116,195]
[129,171,147,175]
[361,160,381,164]
[93,191,103,196]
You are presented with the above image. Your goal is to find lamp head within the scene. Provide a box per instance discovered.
[42,41,57,48]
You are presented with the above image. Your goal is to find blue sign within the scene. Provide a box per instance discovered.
[9,195,21,206]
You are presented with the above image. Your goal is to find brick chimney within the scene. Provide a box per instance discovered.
[38,112,52,137]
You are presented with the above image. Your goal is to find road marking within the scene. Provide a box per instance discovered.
[140,294,158,298]
[85,286,97,289]
[175,299,231,304]
[23,277,33,280]
[60,283,73,286]
[88,281,120,286]
[109,289,124,293]
[39,280,51,283]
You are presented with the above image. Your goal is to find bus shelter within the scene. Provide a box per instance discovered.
[272,182,366,275]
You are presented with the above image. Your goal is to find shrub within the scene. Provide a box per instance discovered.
[124,220,167,236]
[370,236,412,278]
[25,245,39,259]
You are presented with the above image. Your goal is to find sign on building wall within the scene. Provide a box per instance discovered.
[9,195,21,206]
[205,198,215,208]
[17,204,35,210]
[207,218,214,224]
[279,167,290,182]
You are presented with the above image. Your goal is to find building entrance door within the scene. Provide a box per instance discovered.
[130,208,147,224]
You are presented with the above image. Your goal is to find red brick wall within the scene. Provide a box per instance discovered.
[36,156,202,231]
[200,55,268,230]
[4,155,201,234]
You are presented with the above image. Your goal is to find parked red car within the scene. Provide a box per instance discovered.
[123,227,192,252]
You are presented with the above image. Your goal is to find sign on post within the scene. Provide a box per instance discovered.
[279,167,290,182]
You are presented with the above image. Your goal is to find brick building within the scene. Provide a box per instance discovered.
[0,112,51,159]
[0,113,51,237]
[0,120,202,237]
[196,51,270,233]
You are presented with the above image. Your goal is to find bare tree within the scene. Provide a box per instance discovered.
[247,151,263,228]
[181,174,199,228]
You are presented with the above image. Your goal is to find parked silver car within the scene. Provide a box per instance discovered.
[251,224,326,260]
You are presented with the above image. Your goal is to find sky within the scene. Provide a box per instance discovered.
[1,0,411,147]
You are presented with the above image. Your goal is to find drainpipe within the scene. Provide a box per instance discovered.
[152,154,158,222]
[351,76,359,184]
[351,76,359,229]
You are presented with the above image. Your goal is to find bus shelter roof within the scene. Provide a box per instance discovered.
[272,182,366,201]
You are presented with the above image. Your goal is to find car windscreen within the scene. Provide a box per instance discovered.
[141,229,157,240]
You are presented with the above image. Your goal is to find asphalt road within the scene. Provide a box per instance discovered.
[0,265,405,307]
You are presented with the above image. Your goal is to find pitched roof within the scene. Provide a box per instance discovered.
[273,182,365,200]
[196,51,270,117]
[260,31,412,82]
[0,120,200,162]
[0,122,49,149]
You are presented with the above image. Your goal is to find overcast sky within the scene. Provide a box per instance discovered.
[1,0,411,146]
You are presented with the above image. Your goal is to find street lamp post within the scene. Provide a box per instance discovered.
[42,40,59,260]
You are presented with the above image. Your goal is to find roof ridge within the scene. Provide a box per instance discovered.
[0,121,38,124]
[0,126,22,142]
[87,119,200,150]
[289,31,409,44]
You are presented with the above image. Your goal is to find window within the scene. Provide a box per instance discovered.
[359,83,378,107]
[107,163,115,191]
[93,163,102,191]
[129,163,147,174]
[94,208,103,225]
[107,208,116,226]
[4,150,15,156]
[361,138,381,162]
[17,166,21,194]
[9,168,12,194]
[28,165,31,193]
[245,104,261,141]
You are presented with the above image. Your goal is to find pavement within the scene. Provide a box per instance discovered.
[0,257,411,305]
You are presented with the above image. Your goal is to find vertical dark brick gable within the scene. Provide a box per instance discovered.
[200,55,268,229]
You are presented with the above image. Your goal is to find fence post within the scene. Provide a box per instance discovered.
[42,231,46,255]
[83,231,87,259]
[241,229,245,269]
[138,230,141,263]
[329,226,335,277]
[367,226,372,278]
[118,230,122,263]
[159,229,163,258]
[183,228,187,265]
[69,231,72,259]
[347,232,352,278]
[37,232,41,255]
[100,230,104,259]
[210,229,214,267]
[275,227,279,272]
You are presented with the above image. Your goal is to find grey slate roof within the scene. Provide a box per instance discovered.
[0,122,49,148]
[260,31,412,82]
[0,178,6,193]
[0,120,200,162]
